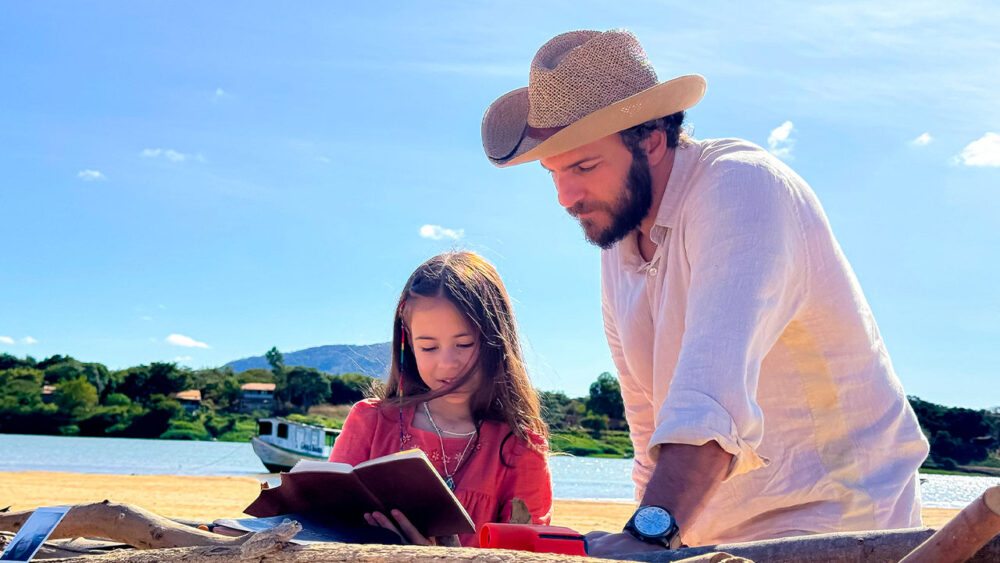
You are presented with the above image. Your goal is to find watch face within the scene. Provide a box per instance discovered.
[633,506,673,537]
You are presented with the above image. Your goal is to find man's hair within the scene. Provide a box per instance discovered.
[619,111,686,156]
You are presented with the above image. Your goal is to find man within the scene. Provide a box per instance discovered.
[481,30,929,555]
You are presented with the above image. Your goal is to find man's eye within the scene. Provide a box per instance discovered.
[577,163,597,172]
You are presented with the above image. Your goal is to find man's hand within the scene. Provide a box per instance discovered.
[587,442,731,557]
[585,531,666,556]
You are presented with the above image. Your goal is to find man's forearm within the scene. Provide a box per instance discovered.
[640,442,733,536]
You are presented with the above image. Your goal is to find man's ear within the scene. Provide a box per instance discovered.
[644,129,669,166]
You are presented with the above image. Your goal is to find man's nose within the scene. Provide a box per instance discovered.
[554,173,585,210]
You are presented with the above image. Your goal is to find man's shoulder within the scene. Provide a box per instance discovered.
[686,137,778,174]
[681,137,803,199]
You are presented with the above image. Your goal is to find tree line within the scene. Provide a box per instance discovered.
[1,350,997,470]
[0,348,376,441]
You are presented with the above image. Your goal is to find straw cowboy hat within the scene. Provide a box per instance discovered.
[482,29,706,167]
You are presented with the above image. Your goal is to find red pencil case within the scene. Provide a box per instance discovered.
[478,522,588,556]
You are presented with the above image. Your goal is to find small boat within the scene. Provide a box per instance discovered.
[250,417,340,473]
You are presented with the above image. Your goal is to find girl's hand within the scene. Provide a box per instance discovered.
[365,509,456,546]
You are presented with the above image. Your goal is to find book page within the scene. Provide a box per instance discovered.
[354,450,475,537]
[353,448,427,470]
[0,506,71,562]
[289,459,353,474]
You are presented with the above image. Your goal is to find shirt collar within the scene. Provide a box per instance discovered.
[652,139,699,232]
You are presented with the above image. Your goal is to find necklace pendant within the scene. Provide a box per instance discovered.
[446,477,456,491]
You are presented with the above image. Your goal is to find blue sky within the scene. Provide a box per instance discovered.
[1,2,998,408]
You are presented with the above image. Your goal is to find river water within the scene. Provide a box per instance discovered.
[1,433,996,509]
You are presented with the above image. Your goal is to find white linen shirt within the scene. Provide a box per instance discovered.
[601,138,929,546]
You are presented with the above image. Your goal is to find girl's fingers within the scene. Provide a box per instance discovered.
[369,511,403,539]
[391,509,432,546]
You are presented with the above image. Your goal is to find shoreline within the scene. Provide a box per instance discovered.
[0,471,961,531]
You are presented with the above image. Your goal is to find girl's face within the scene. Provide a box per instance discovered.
[406,295,482,404]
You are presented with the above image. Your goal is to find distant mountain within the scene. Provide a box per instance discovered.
[225,343,392,379]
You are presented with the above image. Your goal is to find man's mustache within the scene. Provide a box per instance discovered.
[567,201,613,218]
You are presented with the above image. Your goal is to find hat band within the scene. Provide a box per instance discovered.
[527,125,564,141]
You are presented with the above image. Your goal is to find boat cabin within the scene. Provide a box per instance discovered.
[256,418,338,457]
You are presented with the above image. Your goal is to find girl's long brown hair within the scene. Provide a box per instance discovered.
[374,251,547,452]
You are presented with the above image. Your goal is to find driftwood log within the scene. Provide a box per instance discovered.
[0,500,741,562]
[0,500,262,549]
[2,542,745,563]
[617,527,999,563]
[4,487,999,562]
[900,485,1000,563]
[622,485,1000,563]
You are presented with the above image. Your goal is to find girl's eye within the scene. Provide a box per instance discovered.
[419,346,438,352]
[457,343,475,349]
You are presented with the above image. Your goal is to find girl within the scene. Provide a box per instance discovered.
[329,251,553,547]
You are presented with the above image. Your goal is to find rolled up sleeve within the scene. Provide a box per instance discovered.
[648,164,808,480]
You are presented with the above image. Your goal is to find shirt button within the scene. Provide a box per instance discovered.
[648,267,658,276]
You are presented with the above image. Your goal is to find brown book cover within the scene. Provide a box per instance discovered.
[243,449,475,537]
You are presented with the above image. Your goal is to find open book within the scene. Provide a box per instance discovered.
[243,449,475,538]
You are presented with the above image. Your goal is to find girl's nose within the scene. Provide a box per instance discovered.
[440,347,463,368]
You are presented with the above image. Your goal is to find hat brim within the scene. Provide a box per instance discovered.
[482,74,706,167]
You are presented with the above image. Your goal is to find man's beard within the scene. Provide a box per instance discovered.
[568,150,653,249]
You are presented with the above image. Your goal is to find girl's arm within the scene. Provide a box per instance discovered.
[501,434,553,525]
[328,399,379,464]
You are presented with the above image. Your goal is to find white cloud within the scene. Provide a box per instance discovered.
[166,333,210,348]
[0,336,13,345]
[767,121,795,159]
[141,148,199,163]
[23,336,37,345]
[956,133,1000,167]
[77,169,106,181]
[419,224,465,240]
[214,88,227,99]
[173,356,193,362]
[140,315,153,322]
[911,133,933,146]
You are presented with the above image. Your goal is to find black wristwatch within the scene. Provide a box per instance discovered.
[623,505,680,549]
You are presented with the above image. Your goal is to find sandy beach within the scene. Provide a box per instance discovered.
[0,471,960,532]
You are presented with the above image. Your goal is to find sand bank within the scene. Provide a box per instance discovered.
[0,471,959,531]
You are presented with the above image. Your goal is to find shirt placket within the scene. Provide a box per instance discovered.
[642,227,670,311]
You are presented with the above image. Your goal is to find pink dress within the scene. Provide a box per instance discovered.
[329,398,553,547]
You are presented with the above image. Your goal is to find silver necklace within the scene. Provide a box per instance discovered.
[423,402,477,491]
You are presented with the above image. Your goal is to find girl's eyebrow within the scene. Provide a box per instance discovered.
[414,333,474,340]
